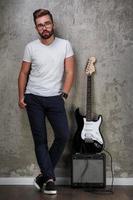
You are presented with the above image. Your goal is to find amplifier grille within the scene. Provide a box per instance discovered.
[71,153,106,188]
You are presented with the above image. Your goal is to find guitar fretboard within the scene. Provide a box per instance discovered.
[86,76,92,121]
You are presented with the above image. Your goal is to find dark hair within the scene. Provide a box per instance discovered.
[33,9,53,24]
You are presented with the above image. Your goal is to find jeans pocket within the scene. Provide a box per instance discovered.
[24,94,31,104]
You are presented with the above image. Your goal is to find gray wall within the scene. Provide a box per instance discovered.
[0,0,133,178]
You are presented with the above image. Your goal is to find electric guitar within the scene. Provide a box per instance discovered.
[73,57,104,154]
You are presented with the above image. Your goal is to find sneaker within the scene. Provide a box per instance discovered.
[33,174,45,191]
[44,180,57,195]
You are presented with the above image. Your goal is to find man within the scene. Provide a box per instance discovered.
[18,9,74,195]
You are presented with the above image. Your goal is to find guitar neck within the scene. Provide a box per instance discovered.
[86,76,92,121]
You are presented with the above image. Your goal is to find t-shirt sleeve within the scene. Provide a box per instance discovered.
[65,40,74,58]
[23,44,32,62]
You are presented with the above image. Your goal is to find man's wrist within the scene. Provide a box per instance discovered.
[61,92,68,99]
[19,95,24,100]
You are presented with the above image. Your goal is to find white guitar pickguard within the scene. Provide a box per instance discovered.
[81,116,103,144]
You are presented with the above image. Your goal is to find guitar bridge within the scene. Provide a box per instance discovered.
[85,138,94,143]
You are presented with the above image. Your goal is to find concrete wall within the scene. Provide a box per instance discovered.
[0,0,133,178]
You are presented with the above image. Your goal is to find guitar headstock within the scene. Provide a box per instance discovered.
[85,56,96,76]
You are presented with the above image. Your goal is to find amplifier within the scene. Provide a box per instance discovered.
[71,153,106,188]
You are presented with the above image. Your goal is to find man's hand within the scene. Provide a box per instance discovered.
[18,97,27,109]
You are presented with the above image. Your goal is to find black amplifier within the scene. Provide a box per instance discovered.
[71,153,106,188]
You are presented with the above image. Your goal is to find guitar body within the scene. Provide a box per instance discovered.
[81,115,103,144]
[72,108,104,154]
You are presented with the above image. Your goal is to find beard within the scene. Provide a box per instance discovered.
[39,28,54,39]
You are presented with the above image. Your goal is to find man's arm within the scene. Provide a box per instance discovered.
[18,61,31,109]
[63,55,75,96]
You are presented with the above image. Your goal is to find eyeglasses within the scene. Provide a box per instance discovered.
[36,21,52,29]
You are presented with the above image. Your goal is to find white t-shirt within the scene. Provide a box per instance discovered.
[23,37,74,96]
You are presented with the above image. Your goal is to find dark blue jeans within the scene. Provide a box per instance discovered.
[24,94,70,182]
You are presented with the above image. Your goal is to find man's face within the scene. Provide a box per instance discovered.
[35,15,54,39]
